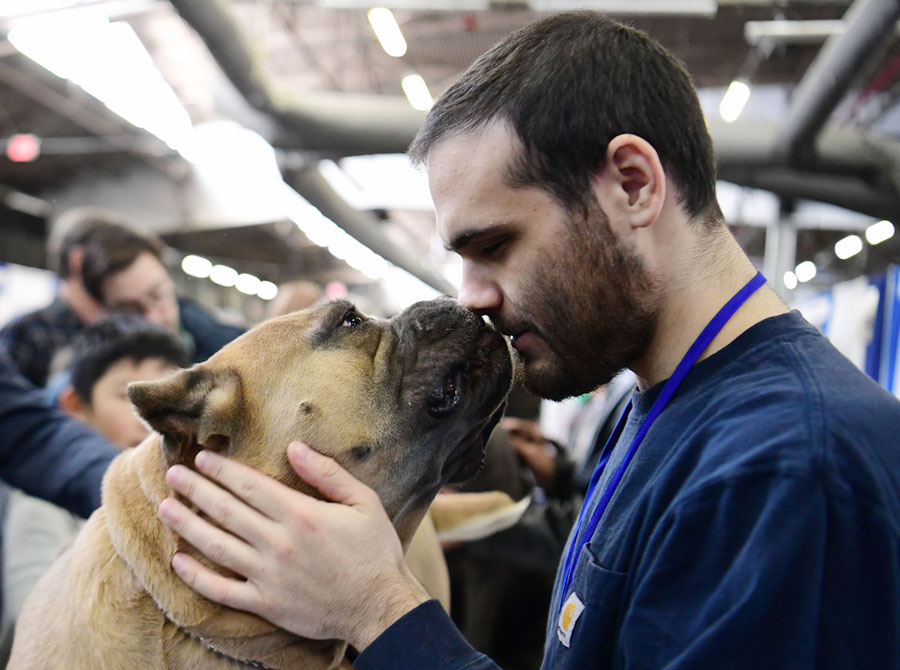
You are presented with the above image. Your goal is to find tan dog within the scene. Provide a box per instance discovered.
[8,297,512,670]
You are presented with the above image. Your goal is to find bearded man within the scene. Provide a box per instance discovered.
[157,12,900,669]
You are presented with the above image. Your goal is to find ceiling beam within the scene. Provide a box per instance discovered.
[777,0,900,163]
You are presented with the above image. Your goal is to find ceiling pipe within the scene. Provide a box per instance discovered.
[712,117,900,219]
[285,164,457,296]
[168,0,425,156]
[711,118,900,176]
[777,0,900,164]
[716,166,900,224]
[168,0,458,293]
[744,20,846,46]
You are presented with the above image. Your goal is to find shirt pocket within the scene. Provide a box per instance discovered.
[542,544,628,670]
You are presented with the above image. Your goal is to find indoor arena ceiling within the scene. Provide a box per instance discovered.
[0,0,899,295]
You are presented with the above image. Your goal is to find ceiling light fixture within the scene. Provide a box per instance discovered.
[209,264,238,288]
[283,183,390,280]
[181,254,212,279]
[794,260,817,283]
[8,14,195,156]
[866,220,895,245]
[235,273,261,296]
[783,271,798,290]
[321,0,487,9]
[834,234,863,260]
[257,281,279,301]
[401,73,433,111]
[719,79,751,123]
[527,0,717,17]
[367,7,407,58]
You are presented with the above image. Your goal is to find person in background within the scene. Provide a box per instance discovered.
[0,208,114,386]
[79,223,244,364]
[504,371,636,501]
[0,210,243,388]
[0,315,188,661]
[158,11,900,670]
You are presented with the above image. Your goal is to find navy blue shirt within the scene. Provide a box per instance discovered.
[357,311,900,669]
[0,298,82,387]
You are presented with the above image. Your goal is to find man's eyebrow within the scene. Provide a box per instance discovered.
[445,223,513,253]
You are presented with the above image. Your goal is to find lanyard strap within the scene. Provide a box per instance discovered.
[557,272,767,610]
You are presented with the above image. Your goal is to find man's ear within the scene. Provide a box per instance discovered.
[127,366,244,468]
[592,133,665,231]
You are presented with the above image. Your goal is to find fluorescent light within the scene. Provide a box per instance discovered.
[866,220,895,245]
[744,20,845,47]
[834,234,863,260]
[257,281,279,301]
[322,0,488,8]
[209,264,238,287]
[282,183,390,280]
[402,73,433,111]
[527,0,717,16]
[367,8,407,58]
[719,79,751,123]
[794,261,817,283]
[783,271,798,290]
[235,273,261,295]
[8,15,195,155]
[0,1,88,19]
[181,254,212,278]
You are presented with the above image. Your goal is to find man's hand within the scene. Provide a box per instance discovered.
[502,417,557,489]
[156,441,430,651]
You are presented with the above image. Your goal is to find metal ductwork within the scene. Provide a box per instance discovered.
[167,0,456,293]
[777,0,900,163]
[169,0,425,156]
[712,117,900,218]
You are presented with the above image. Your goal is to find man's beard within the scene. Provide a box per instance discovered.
[502,204,657,401]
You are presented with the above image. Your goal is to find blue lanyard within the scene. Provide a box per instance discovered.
[556,272,767,611]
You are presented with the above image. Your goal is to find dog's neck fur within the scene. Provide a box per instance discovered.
[102,437,347,670]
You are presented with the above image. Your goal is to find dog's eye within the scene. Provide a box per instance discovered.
[341,310,363,328]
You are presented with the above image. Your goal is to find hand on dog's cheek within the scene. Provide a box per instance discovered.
[157,443,430,650]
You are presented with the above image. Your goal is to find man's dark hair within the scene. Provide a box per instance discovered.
[409,12,721,223]
[50,209,134,279]
[69,315,189,402]
[80,224,166,303]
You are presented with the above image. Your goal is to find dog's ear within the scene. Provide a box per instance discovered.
[127,366,244,467]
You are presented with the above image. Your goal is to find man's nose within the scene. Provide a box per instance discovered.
[457,264,502,315]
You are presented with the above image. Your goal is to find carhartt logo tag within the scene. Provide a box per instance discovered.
[556,592,585,648]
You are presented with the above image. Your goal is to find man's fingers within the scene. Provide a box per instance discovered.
[165,463,275,544]
[287,441,377,508]
[157,496,259,576]
[190,451,301,521]
[170,551,260,612]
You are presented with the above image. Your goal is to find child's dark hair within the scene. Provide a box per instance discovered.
[69,315,189,403]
